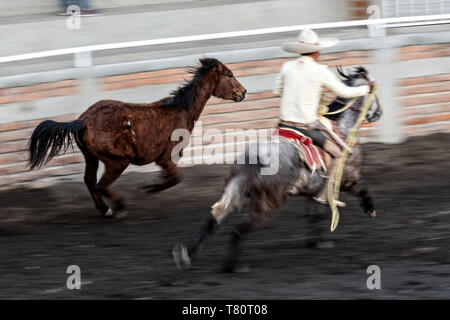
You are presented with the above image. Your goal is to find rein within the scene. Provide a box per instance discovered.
[324,97,358,115]
[326,83,379,232]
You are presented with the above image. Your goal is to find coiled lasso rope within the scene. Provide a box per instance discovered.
[327,84,379,232]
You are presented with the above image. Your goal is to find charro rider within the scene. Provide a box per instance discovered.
[273,29,374,207]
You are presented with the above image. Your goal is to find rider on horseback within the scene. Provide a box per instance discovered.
[274,29,375,207]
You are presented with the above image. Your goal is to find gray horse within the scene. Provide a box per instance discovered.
[173,66,382,272]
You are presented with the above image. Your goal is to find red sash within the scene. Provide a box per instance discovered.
[276,128,326,171]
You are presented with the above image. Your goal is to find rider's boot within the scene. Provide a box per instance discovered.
[313,157,346,207]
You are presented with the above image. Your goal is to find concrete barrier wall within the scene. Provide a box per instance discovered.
[0,38,449,189]
[1,0,196,17]
[0,0,349,19]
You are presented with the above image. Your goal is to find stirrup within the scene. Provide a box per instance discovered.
[313,196,346,207]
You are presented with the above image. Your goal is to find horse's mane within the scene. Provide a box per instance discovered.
[162,58,219,111]
[325,66,368,121]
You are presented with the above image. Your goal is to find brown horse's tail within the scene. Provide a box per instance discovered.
[28,119,86,170]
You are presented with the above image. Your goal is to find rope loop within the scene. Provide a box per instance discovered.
[327,84,379,232]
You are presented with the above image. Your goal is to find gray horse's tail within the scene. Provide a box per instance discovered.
[211,174,247,224]
[211,139,301,223]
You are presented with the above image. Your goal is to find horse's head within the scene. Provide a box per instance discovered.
[200,58,247,102]
[336,66,382,123]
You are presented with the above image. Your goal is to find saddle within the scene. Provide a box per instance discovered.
[276,119,346,173]
[276,126,327,173]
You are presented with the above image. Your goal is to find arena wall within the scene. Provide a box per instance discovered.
[0,39,449,189]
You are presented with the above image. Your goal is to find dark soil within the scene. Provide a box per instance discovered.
[0,133,449,299]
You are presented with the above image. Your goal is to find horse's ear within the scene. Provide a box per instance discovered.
[199,58,220,71]
[336,65,349,80]
[355,66,368,79]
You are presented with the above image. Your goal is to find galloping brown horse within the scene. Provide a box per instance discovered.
[28,58,247,217]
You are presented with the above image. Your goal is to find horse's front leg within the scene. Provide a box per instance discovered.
[143,159,181,193]
[97,159,129,217]
[346,181,376,218]
[304,198,329,248]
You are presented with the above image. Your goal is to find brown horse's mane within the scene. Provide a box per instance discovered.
[162,58,219,111]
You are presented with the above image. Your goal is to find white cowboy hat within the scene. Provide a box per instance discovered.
[282,29,339,54]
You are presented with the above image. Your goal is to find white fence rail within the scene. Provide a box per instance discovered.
[1,13,450,65]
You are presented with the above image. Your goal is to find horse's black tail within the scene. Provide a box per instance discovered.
[28,119,86,170]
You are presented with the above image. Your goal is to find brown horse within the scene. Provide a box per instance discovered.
[28,58,247,217]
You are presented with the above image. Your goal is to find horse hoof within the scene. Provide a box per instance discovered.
[316,241,335,249]
[143,184,165,193]
[367,210,376,218]
[172,243,191,270]
[143,185,158,193]
[115,210,128,219]
[222,263,251,274]
[104,208,114,217]
[306,240,335,249]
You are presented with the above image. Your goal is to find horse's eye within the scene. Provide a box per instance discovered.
[228,73,233,78]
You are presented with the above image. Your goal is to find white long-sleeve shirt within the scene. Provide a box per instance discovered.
[273,56,370,124]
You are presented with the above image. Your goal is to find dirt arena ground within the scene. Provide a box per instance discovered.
[0,133,449,299]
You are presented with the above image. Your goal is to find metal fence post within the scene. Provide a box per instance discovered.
[367,12,403,143]
[370,42,404,143]
[74,51,92,68]
[73,51,105,177]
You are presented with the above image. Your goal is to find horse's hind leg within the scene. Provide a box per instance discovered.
[223,189,285,273]
[82,151,110,215]
[172,216,219,269]
[144,159,180,193]
[347,181,376,217]
[173,173,243,270]
[188,217,219,257]
[97,160,129,216]
[223,217,258,273]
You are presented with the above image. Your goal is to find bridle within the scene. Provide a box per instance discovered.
[325,78,382,121]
